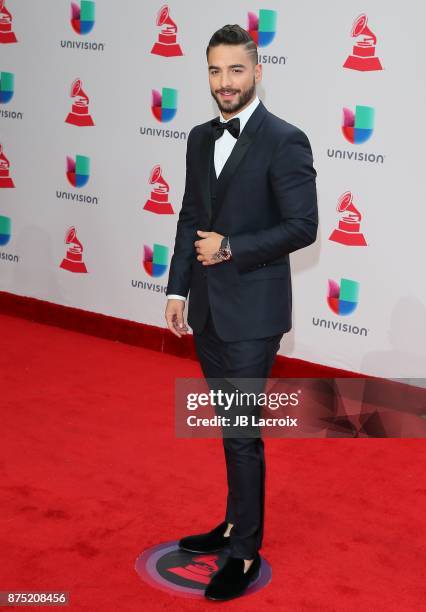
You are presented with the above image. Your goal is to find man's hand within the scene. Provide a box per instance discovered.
[165,299,188,338]
[194,230,224,265]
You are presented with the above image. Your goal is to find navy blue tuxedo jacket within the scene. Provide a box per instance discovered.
[166,100,318,341]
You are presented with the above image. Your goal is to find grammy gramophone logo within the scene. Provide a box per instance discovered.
[343,14,383,72]
[0,143,15,188]
[329,191,367,247]
[0,0,17,44]
[151,5,183,57]
[144,165,174,214]
[65,78,95,127]
[135,541,271,597]
[60,227,88,273]
[167,554,219,585]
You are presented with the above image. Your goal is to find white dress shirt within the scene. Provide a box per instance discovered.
[168,96,261,301]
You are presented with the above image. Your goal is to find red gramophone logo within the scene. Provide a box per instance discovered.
[329,191,367,246]
[0,143,15,188]
[144,165,174,214]
[151,5,183,57]
[343,14,383,72]
[167,555,219,585]
[135,541,271,598]
[65,78,95,127]
[60,227,88,273]
[0,0,17,44]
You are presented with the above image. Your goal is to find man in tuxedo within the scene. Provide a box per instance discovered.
[165,24,318,601]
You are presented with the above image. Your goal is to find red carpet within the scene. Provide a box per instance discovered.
[1,312,425,610]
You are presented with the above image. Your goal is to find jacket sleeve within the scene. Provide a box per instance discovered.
[166,128,198,297]
[229,128,318,272]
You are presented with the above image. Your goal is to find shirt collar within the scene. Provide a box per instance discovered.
[219,95,260,134]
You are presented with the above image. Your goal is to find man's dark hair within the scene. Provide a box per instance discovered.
[206,24,258,65]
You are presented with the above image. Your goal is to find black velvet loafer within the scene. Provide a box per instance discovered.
[204,552,261,601]
[178,520,231,553]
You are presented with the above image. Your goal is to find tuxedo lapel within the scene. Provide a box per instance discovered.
[214,129,251,208]
[198,128,215,221]
[196,101,268,224]
[212,101,268,222]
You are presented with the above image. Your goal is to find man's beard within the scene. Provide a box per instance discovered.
[211,79,256,115]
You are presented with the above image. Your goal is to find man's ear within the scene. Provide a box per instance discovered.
[255,63,262,83]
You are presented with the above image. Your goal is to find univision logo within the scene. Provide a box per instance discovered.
[60,0,105,51]
[248,9,276,47]
[56,154,99,205]
[66,154,90,187]
[247,9,286,65]
[0,215,19,263]
[0,71,23,120]
[0,214,11,245]
[342,105,374,144]
[151,88,177,123]
[140,87,186,140]
[71,0,95,35]
[143,243,169,277]
[327,104,385,165]
[312,278,368,336]
[327,278,359,315]
[131,243,169,292]
[0,71,13,103]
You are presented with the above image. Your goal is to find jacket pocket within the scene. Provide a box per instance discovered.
[237,262,288,281]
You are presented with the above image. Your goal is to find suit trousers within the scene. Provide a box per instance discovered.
[193,309,283,559]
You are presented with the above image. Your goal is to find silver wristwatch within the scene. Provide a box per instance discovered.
[213,236,232,262]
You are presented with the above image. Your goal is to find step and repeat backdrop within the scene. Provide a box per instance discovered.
[1,0,425,378]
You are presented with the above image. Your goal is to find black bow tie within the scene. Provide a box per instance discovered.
[211,117,240,140]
